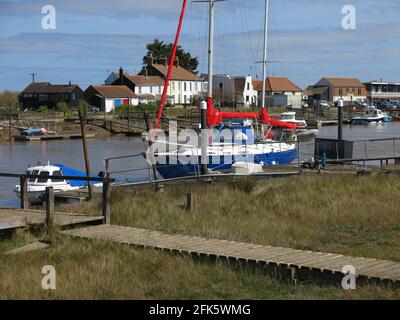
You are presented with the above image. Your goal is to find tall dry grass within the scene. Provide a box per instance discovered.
[2,173,400,299]
[104,174,400,262]
[1,236,399,299]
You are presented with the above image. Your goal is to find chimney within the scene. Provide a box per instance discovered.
[140,66,149,78]
[174,57,179,67]
[159,57,168,66]
[68,81,71,86]
[119,67,124,85]
[149,53,154,65]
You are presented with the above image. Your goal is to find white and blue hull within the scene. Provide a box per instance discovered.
[155,143,297,179]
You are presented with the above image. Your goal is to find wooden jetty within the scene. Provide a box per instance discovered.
[65,225,400,286]
[0,208,103,231]
[14,133,95,142]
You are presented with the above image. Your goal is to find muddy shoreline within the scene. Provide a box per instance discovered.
[0,122,112,142]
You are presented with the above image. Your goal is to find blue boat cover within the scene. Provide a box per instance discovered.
[54,163,99,188]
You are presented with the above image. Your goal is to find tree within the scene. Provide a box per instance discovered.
[143,38,199,73]
[0,91,20,112]
[56,102,69,116]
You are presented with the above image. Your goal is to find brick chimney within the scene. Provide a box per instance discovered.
[174,57,179,67]
[119,67,124,85]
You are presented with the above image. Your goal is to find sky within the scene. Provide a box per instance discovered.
[0,0,399,92]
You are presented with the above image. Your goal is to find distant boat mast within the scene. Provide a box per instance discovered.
[261,0,269,110]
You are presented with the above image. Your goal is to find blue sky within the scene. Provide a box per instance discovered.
[0,0,399,91]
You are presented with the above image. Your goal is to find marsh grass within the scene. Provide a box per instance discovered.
[1,235,399,299]
[2,173,400,299]
[105,174,400,262]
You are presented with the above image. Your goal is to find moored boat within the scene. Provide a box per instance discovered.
[280,112,307,129]
[352,107,391,124]
[13,162,103,204]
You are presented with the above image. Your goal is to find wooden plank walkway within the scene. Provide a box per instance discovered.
[0,208,103,231]
[65,225,400,286]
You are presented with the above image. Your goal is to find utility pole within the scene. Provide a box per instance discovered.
[30,73,37,83]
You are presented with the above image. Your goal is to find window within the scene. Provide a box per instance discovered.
[51,171,63,183]
[184,82,187,91]
[339,88,343,96]
[72,93,76,100]
[246,96,249,102]
[24,93,33,98]
[190,82,192,91]
[184,95,187,103]
[358,88,362,95]
[28,170,39,182]
[37,171,49,183]
[247,83,250,91]
[39,94,48,102]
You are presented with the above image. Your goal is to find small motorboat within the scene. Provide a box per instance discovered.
[21,128,48,136]
[352,107,391,124]
[14,162,103,204]
[296,129,319,142]
[280,112,307,129]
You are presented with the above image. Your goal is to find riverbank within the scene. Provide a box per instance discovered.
[1,173,400,299]
[0,122,112,142]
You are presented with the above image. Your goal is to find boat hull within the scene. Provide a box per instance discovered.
[155,149,298,179]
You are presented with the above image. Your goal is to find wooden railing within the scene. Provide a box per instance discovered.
[0,173,115,224]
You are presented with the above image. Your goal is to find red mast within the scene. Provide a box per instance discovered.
[152,0,187,142]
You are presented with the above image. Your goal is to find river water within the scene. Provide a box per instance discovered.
[1,122,399,207]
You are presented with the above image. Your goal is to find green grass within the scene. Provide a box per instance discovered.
[1,173,400,299]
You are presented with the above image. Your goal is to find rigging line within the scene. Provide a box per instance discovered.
[241,0,257,65]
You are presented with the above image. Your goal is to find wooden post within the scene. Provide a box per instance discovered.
[144,111,158,181]
[78,108,93,199]
[186,192,196,211]
[45,187,54,231]
[19,176,28,209]
[8,103,12,143]
[102,176,111,224]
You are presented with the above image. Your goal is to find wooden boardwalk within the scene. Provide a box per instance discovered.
[0,208,103,231]
[65,224,400,286]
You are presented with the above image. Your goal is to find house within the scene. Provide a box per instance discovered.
[139,58,206,105]
[253,77,303,109]
[311,77,367,103]
[109,67,169,104]
[20,82,83,109]
[364,81,400,102]
[210,74,257,107]
[84,85,138,113]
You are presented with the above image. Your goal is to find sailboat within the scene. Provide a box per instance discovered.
[149,0,297,179]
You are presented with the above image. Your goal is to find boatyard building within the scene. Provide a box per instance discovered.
[20,82,83,110]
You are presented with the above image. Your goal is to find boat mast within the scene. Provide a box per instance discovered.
[199,0,219,175]
[261,0,269,110]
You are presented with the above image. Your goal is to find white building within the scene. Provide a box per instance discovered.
[84,85,138,112]
[211,74,258,107]
[253,77,303,109]
[139,59,206,105]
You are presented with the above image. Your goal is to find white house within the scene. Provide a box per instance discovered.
[84,85,138,112]
[253,77,303,109]
[210,74,257,107]
[139,59,206,105]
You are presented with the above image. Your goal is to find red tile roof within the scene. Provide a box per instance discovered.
[126,75,164,87]
[323,77,365,88]
[253,77,302,92]
[149,63,203,81]
[90,85,137,98]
